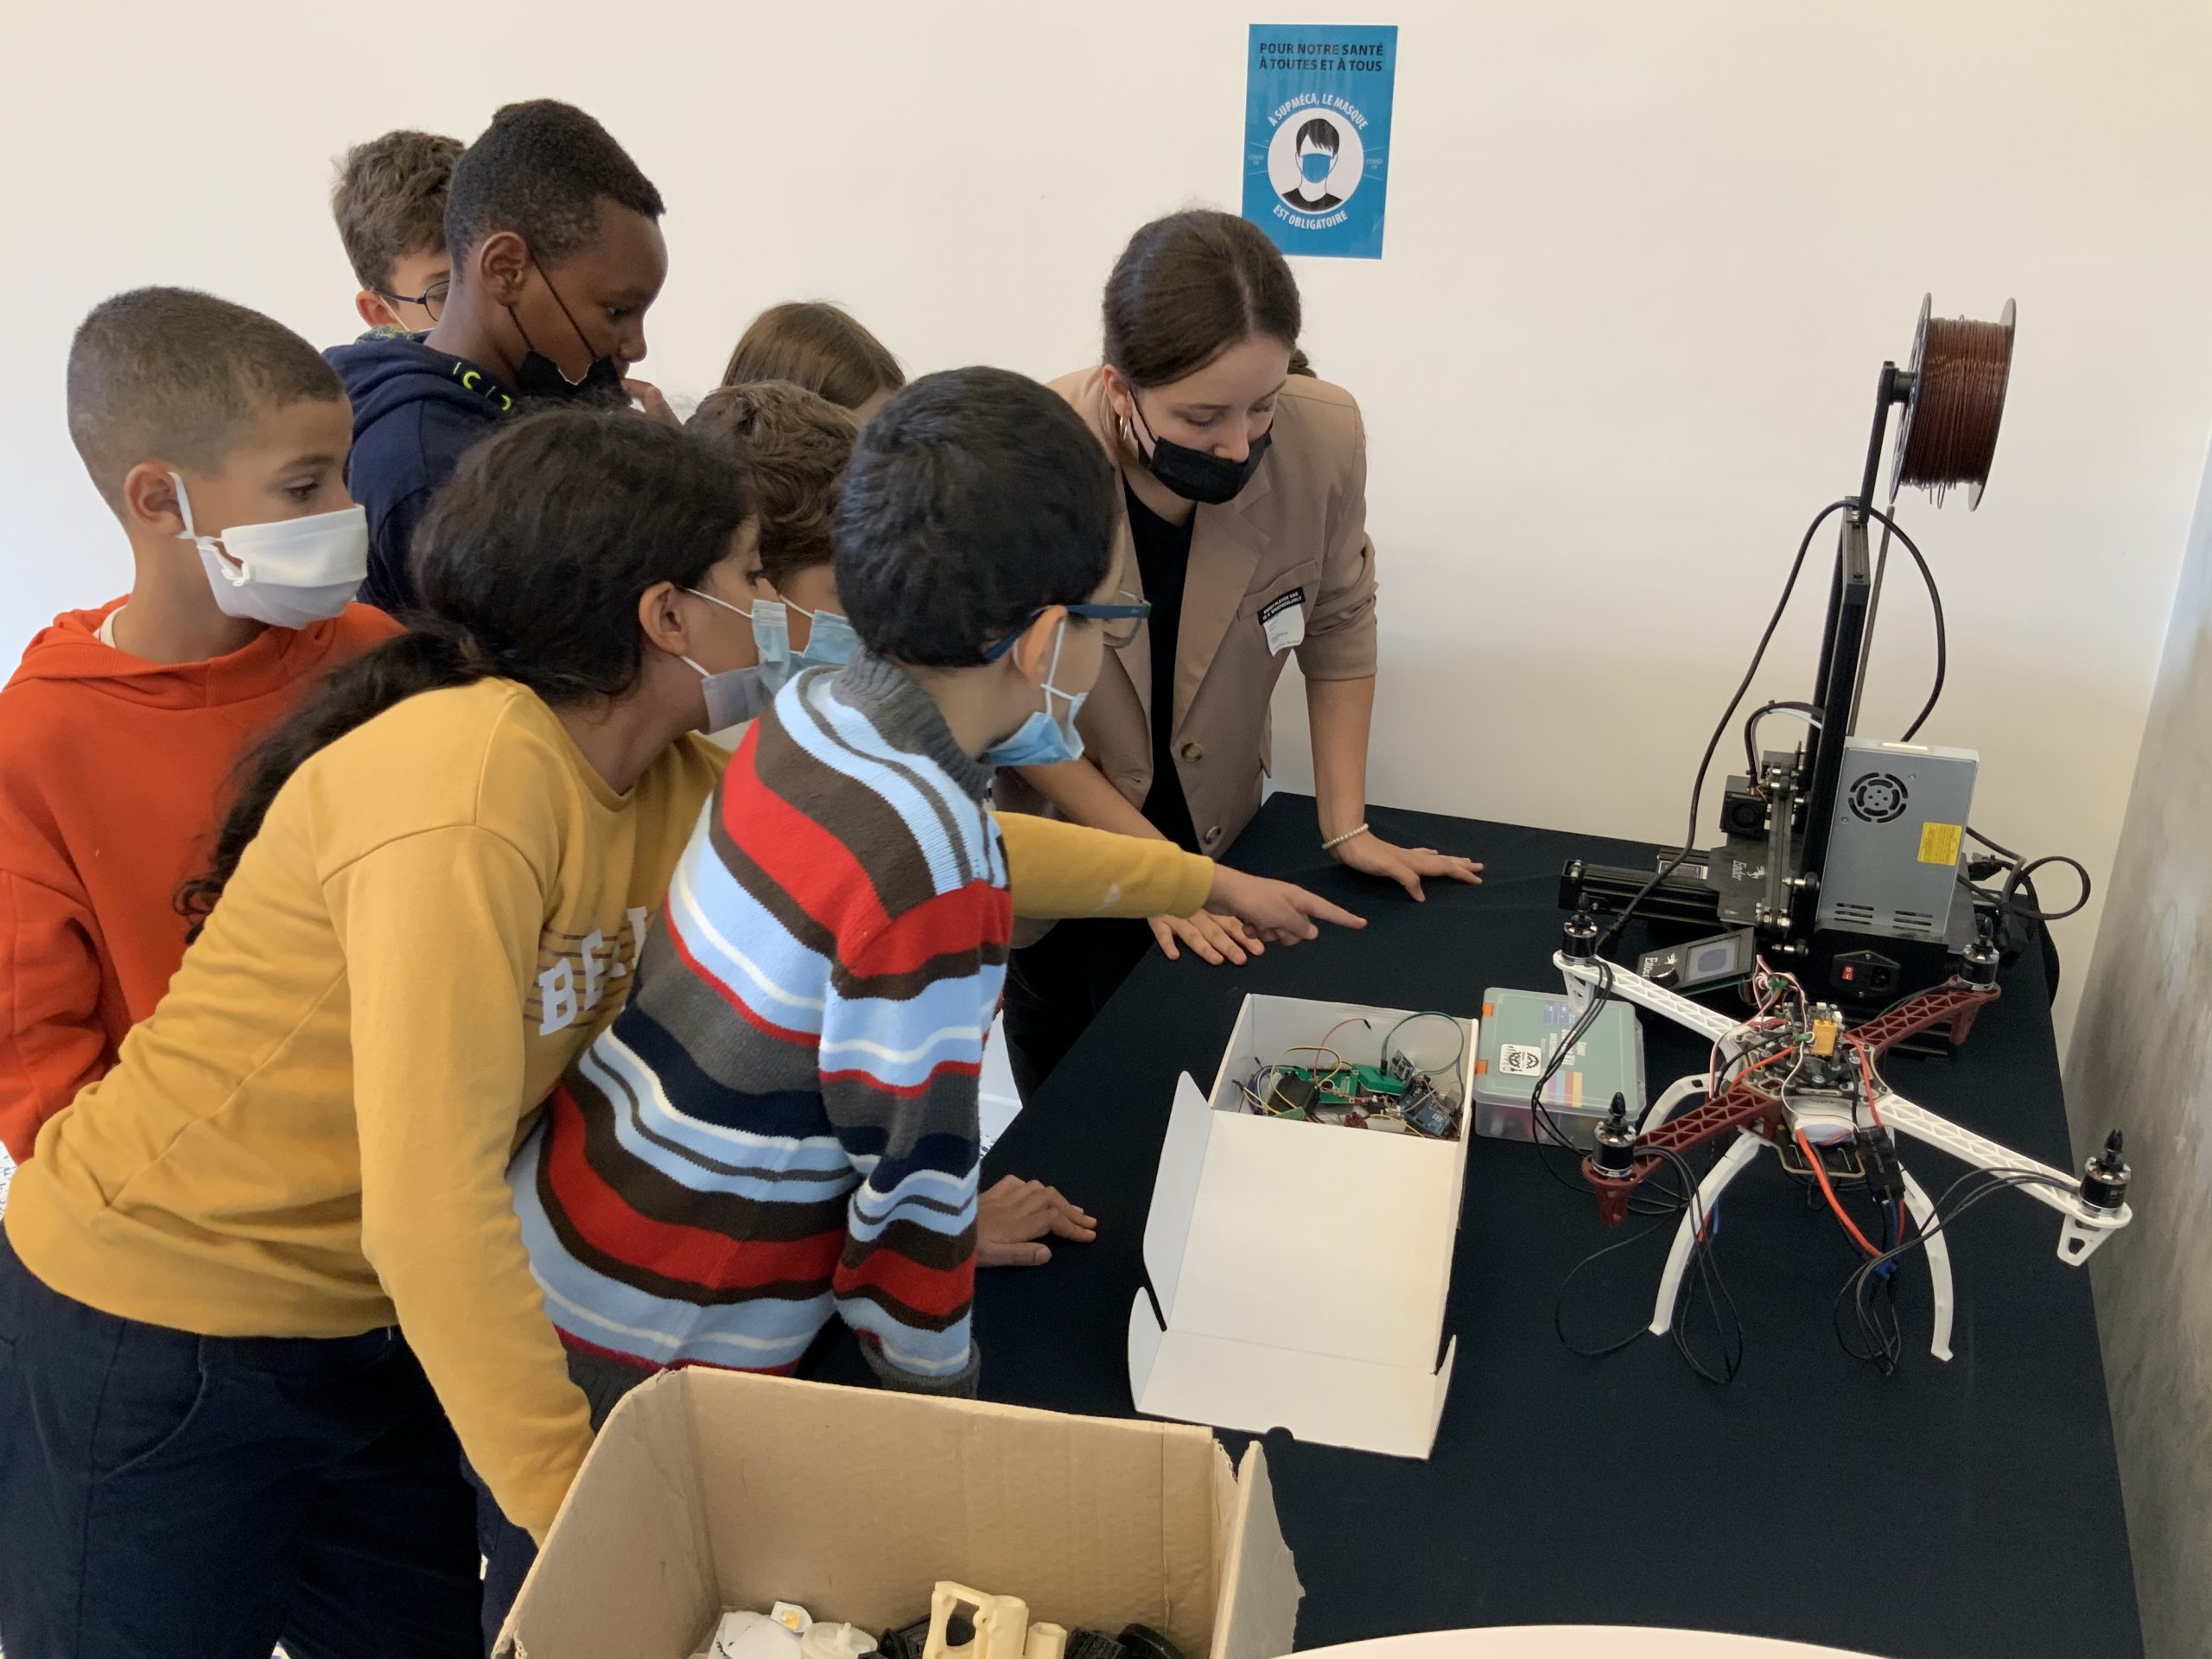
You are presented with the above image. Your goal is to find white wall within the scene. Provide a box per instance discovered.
[2064,436,2212,1659]
[5,0,2209,1046]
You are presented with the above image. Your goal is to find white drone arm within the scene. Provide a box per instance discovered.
[1875,1092,2129,1265]
[1555,953,1738,1046]
[1555,950,2130,1266]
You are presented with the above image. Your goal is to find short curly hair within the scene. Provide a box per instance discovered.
[686,381,857,588]
[445,100,662,270]
[67,287,343,512]
[331,129,461,290]
[835,368,1116,667]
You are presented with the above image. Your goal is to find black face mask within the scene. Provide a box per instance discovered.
[1128,395,1271,505]
[509,261,629,405]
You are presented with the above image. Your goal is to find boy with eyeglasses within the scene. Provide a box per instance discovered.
[332,129,461,339]
[507,367,1356,1413]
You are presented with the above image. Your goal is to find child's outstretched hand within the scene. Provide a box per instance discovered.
[623,377,680,427]
[1204,867,1367,948]
[978,1175,1096,1268]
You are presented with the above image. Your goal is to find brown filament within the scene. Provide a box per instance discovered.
[1895,305,2014,508]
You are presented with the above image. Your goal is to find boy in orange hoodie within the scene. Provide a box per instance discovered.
[0,288,397,1166]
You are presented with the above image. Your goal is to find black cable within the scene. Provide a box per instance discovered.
[1522,963,1693,1217]
[1965,824,2024,862]
[1742,699,1822,785]
[1551,1141,1740,1382]
[1639,1142,1744,1383]
[1554,1211,1681,1358]
[2005,855,2092,924]
[1523,958,1618,1192]
[1831,1165,2076,1374]
[1858,503,1947,743]
[1598,499,1853,957]
[1966,824,2093,924]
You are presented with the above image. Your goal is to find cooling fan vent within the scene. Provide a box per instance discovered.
[1847,772,1910,824]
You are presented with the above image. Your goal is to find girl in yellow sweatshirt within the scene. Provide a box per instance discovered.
[0,406,1345,1659]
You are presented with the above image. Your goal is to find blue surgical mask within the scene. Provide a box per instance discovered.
[752,598,795,689]
[681,586,769,731]
[756,599,860,692]
[1300,149,1335,185]
[790,604,858,673]
[982,620,1088,768]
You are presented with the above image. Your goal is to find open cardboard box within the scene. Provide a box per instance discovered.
[497,1369,1302,1659]
[1129,995,1477,1460]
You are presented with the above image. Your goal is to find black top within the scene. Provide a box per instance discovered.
[325,333,515,614]
[1124,482,1200,855]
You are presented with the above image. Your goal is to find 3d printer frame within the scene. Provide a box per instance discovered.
[1560,336,2011,1011]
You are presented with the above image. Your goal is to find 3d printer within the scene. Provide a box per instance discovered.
[1560,297,2084,1020]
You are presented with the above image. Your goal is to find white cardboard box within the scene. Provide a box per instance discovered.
[1128,995,1478,1460]
[497,1369,1303,1659]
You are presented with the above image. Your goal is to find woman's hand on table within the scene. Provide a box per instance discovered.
[977,1175,1096,1268]
[1331,831,1484,902]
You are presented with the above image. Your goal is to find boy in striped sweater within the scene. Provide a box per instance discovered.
[509,366,1357,1408]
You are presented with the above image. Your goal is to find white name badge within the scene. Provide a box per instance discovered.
[1260,588,1307,655]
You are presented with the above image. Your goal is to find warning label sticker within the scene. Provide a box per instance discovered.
[1918,821,1964,867]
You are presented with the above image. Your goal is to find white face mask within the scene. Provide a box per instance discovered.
[171,474,368,629]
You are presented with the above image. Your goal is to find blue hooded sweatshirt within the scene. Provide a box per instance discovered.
[325,334,516,615]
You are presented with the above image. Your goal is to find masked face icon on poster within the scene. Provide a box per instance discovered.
[1281,117,1344,212]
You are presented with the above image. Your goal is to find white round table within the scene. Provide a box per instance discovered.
[1299,1628,1877,1659]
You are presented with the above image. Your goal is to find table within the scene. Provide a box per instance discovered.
[1305,1629,1878,1659]
[818,794,2142,1658]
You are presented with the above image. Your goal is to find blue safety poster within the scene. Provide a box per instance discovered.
[1242,24,1397,260]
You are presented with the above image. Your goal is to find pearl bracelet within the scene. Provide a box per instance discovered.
[1321,823,1371,853]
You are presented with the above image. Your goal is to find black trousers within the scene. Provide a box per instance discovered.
[472,1341,653,1652]
[1001,918,1157,1102]
[0,1228,480,1659]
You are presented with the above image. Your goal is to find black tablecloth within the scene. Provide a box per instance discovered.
[820,793,2140,1658]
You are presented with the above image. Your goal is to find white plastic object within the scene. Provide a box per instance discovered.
[716,1611,805,1659]
[802,1625,880,1659]
[1557,954,1738,1046]
[1786,1097,1858,1146]
[1877,1093,2131,1262]
[1898,1164,1954,1360]
[772,1605,817,1637]
[1645,1128,1959,1361]
[925,1585,1029,1659]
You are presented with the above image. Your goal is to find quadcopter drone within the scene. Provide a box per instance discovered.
[1548,911,2134,1365]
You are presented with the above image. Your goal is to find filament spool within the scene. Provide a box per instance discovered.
[1890,295,2015,509]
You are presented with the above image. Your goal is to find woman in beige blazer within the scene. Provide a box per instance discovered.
[999,209,1481,1099]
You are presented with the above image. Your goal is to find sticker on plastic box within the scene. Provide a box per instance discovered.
[1498,1044,1544,1077]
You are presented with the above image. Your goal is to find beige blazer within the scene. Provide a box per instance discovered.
[996,365,1380,856]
